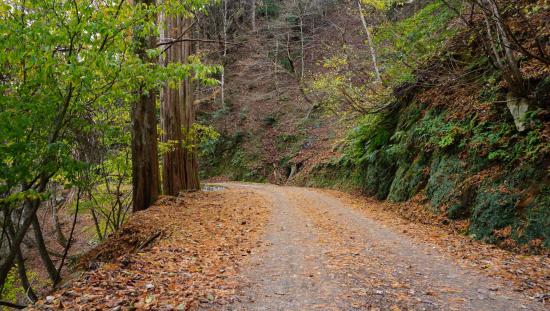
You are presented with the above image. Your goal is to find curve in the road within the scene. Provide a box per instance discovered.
[222,183,544,311]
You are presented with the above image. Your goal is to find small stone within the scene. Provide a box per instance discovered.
[45,296,55,303]
[145,283,155,290]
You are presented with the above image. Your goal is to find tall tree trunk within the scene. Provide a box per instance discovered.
[484,0,525,96]
[50,185,69,248]
[182,19,200,190]
[31,214,60,284]
[160,15,186,196]
[131,90,160,212]
[251,0,256,31]
[0,198,41,292]
[131,0,160,212]
[299,15,305,79]
[221,0,227,106]
[5,213,37,303]
[358,0,382,83]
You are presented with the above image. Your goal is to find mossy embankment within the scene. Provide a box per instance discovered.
[198,0,550,252]
[304,80,550,253]
[297,0,550,254]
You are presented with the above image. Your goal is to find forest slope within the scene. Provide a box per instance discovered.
[198,0,550,252]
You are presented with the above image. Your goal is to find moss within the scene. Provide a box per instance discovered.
[305,162,363,191]
[522,186,550,248]
[362,159,396,200]
[446,183,476,220]
[469,182,520,243]
[426,153,465,211]
[388,152,429,202]
[468,164,547,245]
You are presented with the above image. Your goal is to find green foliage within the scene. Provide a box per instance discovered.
[257,0,280,18]
[522,186,550,248]
[0,266,21,306]
[262,114,278,126]
[276,134,299,151]
[362,159,396,199]
[374,0,458,85]
[361,0,413,11]
[469,115,549,164]
[0,0,217,204]
[413,110,467,151]
[342,114,396,166]
[387,152,429,202]
[305,161,365,192]
[426,154,464,210]
[183,123,220,152]
[308,55,393,116]
[468,183,519,243]
[229,150,264,181]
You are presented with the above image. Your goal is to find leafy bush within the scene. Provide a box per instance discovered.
[342,113,397,166]
[469,115,548,164]
[413,110,468,151]
[374,0,458,85]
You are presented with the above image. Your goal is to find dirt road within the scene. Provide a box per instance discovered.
[40,182,548,310]
[222,183,546,311]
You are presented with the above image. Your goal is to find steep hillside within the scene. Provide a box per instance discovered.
[197,0,365,183]
[197,0,550,252]
[301,0,550,252]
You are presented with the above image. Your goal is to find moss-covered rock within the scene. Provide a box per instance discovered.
[388,152,430,202]
[469,182,520,243]
[468,164,549,246]
[362,159,396,200]
[304,162,363,191]
[522,186,550,248]
[426,153,465,211]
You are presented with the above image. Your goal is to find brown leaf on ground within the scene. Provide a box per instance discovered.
[32,188,270,310]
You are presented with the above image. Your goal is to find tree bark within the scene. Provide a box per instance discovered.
[182,19,201,191]
[161,14,187,196]
[50,186,69,248]
[131,88,160,212]
[251,0,256,31]
[131,0,160,212]
[299,15,305,79]
[0,199,41,291]
[31,214,60,284]
[485,0,524,96]
[357,0,382,84]
[5,214,37,303]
